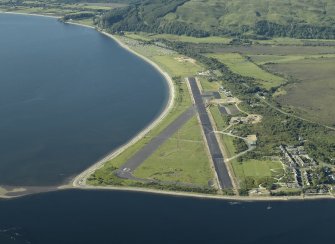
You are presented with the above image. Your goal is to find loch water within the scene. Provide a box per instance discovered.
[0,13,168,186]
[0,190,334,244]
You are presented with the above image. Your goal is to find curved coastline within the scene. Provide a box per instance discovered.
[71,30,175,188]
[0,12,175,197]
[1,12,335,202]
[44,19,176,188]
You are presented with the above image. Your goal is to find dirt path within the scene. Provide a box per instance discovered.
[257,94,335,131]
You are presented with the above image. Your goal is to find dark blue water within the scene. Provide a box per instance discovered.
[0,190,334,244]
[0,14,168,186]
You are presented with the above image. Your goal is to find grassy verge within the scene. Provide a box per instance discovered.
[207,52,285,90]
[198,77,221,91]
[250,54,335,65]
[124,32,232,44]
[134,116,214,186]
[209,106,227,131]
[220,135,236,159]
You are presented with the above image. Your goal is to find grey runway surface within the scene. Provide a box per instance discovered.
[116,106,195,179]
[187,77,233,189]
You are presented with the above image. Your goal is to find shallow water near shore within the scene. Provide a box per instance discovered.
[0,13,168,186]
[0,189,334,244]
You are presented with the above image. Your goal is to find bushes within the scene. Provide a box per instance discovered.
[233,138,248,154]
[97,0,211,37]
[255,20,335,39]
[270,190,302,196]
[62,12,95,21]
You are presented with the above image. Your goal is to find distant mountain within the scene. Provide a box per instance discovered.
[97,0,335,39]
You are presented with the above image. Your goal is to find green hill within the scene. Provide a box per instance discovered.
[98,0,335,38]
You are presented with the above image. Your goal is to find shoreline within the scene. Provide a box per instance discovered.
[1,183,335,202]
[71,29,176,189]
[0,11,334,203]
[0,11,60,19]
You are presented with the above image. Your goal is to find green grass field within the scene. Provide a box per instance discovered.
[207,53,285,89]
[198,77,221,91]
[134,116,213,186]
[209,106,227,131]
[232,159,284,187]
[266,57,335,126]
[255,37,335,46]
[152,55,202,77]
[220,134,236,159]
[117,35,204,78]
[250,54,335,65]
[210,45,335,56]
[125,32,232,44]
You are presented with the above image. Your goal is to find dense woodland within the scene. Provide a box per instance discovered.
[3,0,335,39]
[96,0,210,37]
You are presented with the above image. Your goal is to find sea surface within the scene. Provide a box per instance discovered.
[0,13,168,186]
[0,190,334,244]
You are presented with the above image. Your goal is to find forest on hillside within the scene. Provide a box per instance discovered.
[95,0,335,39]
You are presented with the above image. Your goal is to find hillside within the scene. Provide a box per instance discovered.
[98,0,335,38]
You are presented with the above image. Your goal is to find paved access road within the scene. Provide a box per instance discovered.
[188,77,233,189]
[116,106,196,179]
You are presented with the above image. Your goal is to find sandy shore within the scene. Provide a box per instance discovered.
[0,11,175,193]
[0,11,60,19]
[1,181,334,202]
[1,12,335,202]
[71,29,175,188]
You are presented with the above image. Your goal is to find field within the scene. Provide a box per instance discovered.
[254,37,335,46]
[134,116,213,186]
[0,0,124,18]
[207,53,285,89]
[207,43,335,127]
[198,77,221,91]
[220,135,236,159]
[210,45,335,56]
[209,106,227,131]
[250,54,335,65]
[266,57,335,126]
[232,159,284,187]
[117,36,204,78]
[125,32,232,44]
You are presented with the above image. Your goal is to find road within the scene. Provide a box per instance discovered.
[116,106,196,179]
[187,77,233,189]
